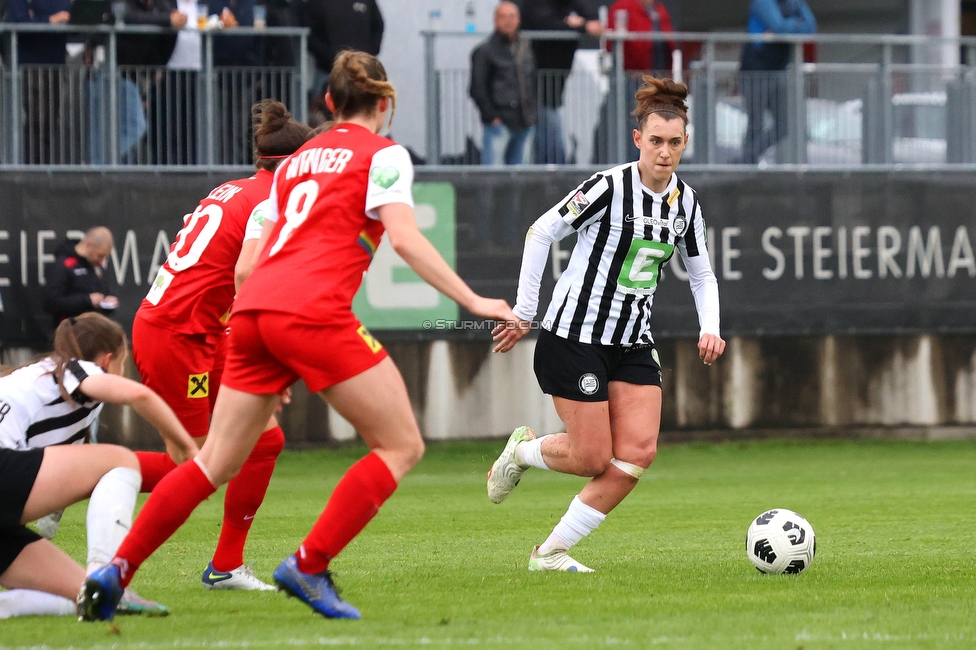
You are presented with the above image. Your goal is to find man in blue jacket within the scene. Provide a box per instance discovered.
[737,0,816,164]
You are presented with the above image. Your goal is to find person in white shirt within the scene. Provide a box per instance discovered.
[489,76,726,572]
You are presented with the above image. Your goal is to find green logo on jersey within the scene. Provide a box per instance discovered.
[370,166,400,189]
[617,240,675,293]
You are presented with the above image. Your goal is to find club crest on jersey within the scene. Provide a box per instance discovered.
[578,373,599,396]
[187,372,209,398]
[566,191,590,217]
[672,216,688,237]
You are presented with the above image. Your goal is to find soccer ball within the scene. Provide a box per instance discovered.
[746,508,816,574]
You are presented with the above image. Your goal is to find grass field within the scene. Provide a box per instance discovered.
[3,438,976,649]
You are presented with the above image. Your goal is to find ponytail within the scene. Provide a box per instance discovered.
[50,313,126,404]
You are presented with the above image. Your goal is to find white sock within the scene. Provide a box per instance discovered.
[0,590,76,618]
[537,495,606,554]
[86,467,141,573]
[515,435,551,470]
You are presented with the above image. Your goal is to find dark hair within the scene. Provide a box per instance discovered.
[328,50,397,126]
[306,120,334,141]
[632,75,689,129]
[50,313,126,404]
[252,99,313,171]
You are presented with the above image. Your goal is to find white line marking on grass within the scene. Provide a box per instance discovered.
[3,635,691,650]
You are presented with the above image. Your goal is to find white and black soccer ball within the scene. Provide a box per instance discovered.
[746,508,816,574]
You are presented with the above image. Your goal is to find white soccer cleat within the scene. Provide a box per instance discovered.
[487,426,535,504]
[201,562,277,591]
[528,546,595,573]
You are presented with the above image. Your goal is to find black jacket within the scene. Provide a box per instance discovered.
[42,240,115,326]
[296,0,383,74]
[117,0,178,65]
[520,0,595,108]
[470,31,537,130]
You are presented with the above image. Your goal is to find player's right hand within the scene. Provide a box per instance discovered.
[492,317,530,353]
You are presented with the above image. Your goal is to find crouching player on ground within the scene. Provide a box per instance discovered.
[131,99,311,591]
[80,49,515,622]
[0,314,197,617]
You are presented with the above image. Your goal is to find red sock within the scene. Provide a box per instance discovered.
[296,452,397,575]
[211,426,285,572]
[113,460,216,588]
[134,451,178,492]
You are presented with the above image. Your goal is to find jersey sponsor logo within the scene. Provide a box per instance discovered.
[672,216,688,237]
[187,372,209,398]
[667,187,681,207]
[578,373,599,396]
[625,213,670,227]
[369,166,400,189]
[566,191,590,217]
[617,240,675,295]
[356,325,383,353]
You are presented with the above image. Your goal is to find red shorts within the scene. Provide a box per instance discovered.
[132,314,219,439]
[222,310,389,395]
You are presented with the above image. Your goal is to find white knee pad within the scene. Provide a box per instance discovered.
[610,458,645,479]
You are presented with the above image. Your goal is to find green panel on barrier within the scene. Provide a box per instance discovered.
[351,182,458,329]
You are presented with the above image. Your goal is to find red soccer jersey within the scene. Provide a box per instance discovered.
[233,123,414,321]
[138,170,274,336]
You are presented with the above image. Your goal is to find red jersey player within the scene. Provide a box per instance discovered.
[130,100,311,591]
[81,50,517,622]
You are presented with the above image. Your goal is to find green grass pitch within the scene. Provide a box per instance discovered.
[3,438,975,649]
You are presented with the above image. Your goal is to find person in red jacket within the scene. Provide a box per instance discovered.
[606,0,675,74]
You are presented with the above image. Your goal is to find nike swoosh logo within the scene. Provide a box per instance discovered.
[243,515,255,520]
[115,519,131,531]
[208,572,229,581]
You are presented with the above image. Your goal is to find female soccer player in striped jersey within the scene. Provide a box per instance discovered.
[81,50,516,621]
[131,100,311,592]
[490,76,726,572]
[0,313,197,617]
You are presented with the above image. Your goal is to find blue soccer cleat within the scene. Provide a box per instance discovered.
[77,564,124,622]
[273,555,360,619]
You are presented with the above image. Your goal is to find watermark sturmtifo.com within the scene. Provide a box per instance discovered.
[420,319,551,331]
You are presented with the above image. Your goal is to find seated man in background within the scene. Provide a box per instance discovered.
[42,227,119,330]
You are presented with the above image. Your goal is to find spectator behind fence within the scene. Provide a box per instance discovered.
[296,0,383,114]
[736,0,816,164]
[42,228,119,329]
[86,0,183,164]
[6,0,71,164]
[470,2,537,166]
[593,0,674,164]
[521,0,601,164]
[212,0,266,164]
[163,0,203,164]
[606,0,674,74]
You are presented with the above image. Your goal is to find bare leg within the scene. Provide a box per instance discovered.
[197,387,280,485]
[538,397,612,477]
[0,539,86,599]
[578,382,661,514]
[320,356,424,481]
[22,444,139,523]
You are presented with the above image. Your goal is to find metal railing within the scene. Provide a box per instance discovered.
[0,23,308,167]
[424,29,976,168]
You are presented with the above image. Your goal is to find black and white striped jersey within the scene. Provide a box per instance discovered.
[0,358,104,450]
[513,163,720,346]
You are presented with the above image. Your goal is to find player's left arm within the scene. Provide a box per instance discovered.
[678,201,725,365]
[79,374,199,464]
